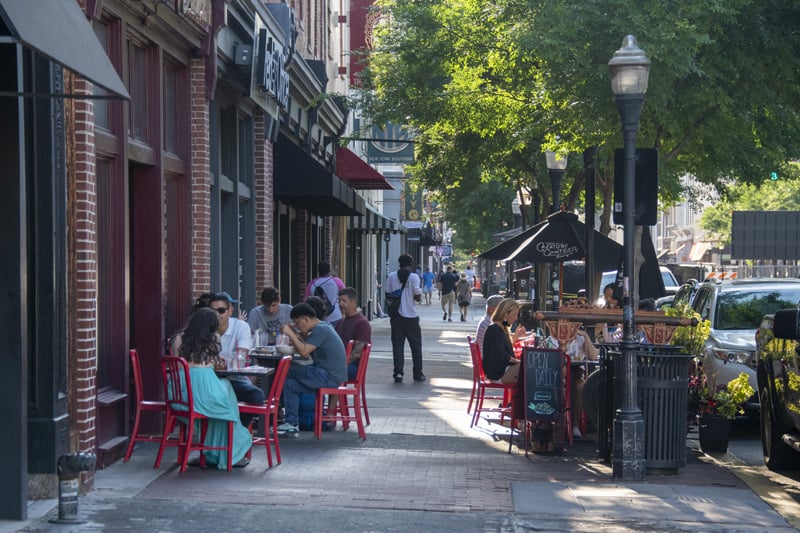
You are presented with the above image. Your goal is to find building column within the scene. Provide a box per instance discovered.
[190,57,211,297]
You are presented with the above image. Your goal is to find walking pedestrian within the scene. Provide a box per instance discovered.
[455,272,472,321]
[384,254,425,383]
[439,265,458,321]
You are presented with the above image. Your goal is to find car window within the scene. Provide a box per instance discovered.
[714,288,800,330]
[692,288,711,320]
[661,270,678,288]
[673,285,690,307]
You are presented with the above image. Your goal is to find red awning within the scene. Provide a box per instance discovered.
[335,148,394,190]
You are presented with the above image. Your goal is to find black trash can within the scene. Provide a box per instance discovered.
[635,345,693,473]
[594,344,692,473]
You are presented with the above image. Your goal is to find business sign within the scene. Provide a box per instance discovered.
[436,245,452,258]
[404,182,423,221]
[732,211,800,260]
[366,123,415,164]
[251,18,294,114]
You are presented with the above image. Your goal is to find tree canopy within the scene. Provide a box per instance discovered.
[356,0,800,251]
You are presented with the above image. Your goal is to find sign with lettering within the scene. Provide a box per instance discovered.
[523,347,563,424]
[252,23,292,113]
[366,123,415,164]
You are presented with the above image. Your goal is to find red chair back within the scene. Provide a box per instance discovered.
[130,349,145,405]
[161,356,193,415]
[352,343,371,386]
[344,339,355,362]
[468,338,487,381]
[268,355,292,405]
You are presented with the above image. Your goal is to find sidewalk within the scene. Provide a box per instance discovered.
[6,292,798,532]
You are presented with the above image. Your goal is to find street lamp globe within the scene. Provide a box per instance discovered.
[608,35,651,96]
[545,150,568,214]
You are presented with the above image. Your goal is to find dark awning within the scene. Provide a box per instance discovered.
[335,147,393,190]
[275,135,365,216]
[350,206,406,234]
[0,0,129,99]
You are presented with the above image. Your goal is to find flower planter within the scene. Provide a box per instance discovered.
[698,415,732,453]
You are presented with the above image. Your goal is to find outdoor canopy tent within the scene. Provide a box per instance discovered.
[479,211,622,272]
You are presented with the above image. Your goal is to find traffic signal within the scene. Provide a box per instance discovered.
[770,172,779,181]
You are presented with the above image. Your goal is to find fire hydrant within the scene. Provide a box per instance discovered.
[49,453,96,524]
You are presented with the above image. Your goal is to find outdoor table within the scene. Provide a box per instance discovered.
[214,366,274,379]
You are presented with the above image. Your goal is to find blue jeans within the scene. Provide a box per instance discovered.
[282,365,339,426]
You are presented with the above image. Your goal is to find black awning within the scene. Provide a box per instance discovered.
[274,134,365,216]
[350,207,406,234]
[0,0,129,99]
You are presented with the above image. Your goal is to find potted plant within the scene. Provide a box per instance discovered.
[667,303,711,428]
[695,371,755,453]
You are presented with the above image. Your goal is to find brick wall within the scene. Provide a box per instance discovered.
[69,77,98,486]
[190,57,211,297]
[254,110,275,297]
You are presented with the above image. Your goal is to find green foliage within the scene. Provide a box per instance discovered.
[667,302,710,356]
[359,0,800,242]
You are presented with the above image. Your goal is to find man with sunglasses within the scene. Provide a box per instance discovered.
[209,292,264,420]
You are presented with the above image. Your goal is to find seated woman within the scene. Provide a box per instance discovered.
[481,298,522,384]
[176,307,252,469]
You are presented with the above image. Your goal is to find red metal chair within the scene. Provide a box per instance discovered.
[314,343,371,440]
[469,338,517,428]
[466,335,480,414]
[344,340,371,425]
[154,356,235,473]
[124,349,167,463]
[239,355,292,467]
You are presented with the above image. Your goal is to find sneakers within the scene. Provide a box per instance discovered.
[413,373,427,382]
[393,373,403,383]
[448,317,453,322]
[277,422,299,437]
[443,312,448,321]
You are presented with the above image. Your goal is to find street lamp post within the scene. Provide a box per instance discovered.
[608,34,651,481]
[545,150,568,213]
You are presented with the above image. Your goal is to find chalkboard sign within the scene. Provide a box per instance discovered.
[523,347,564,424]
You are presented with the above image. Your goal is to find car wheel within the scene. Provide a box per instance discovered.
[760,386,796,471]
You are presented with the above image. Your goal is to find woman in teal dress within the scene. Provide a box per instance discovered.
[177,308,252,469]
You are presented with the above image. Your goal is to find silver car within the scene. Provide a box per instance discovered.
[691,278,800,414]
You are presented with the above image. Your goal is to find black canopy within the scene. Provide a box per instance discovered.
[480,211,622,272]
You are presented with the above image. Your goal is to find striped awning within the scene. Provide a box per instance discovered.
[350,208,406,234]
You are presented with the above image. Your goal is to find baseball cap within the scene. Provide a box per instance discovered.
[214,291,238,304]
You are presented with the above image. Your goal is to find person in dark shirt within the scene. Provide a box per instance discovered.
[481,298,521,383]
[438,265,459,322]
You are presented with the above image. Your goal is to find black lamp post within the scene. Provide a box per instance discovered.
[545,150,568,213]
[608,34,650,481]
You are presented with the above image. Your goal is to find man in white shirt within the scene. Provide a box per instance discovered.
[210,292,264,424]
[384,254,425,383]
[475,294,504,355]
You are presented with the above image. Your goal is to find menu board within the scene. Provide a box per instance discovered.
[523,347,564,424]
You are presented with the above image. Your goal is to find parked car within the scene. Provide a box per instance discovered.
[691,278,800,415]
[755,308,800,470]
[664,263,713,286]
[671,279,701,309]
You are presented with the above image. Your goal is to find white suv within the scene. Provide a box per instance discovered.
[691,278,800,414]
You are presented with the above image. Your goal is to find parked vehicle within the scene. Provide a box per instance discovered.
[664,263,713,286]
[755,308,800,470]
[691,278,800,415]
[672,279,701,309]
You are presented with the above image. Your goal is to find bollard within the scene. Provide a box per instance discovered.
[49,453,96,525]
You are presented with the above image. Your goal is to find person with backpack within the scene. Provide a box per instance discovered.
[384,254,425,383]
[304,261,346,325]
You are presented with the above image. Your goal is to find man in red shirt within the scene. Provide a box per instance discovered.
[334,287,372,381]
